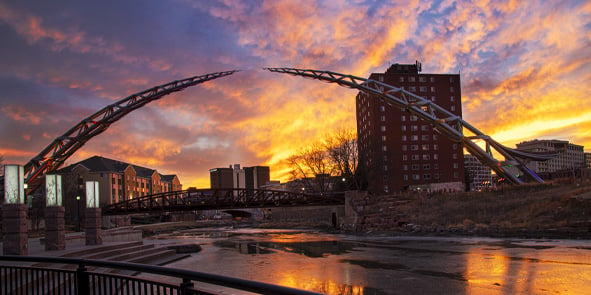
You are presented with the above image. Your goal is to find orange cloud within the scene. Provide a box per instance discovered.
[1,105,43,125]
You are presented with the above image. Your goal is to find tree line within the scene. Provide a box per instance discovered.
[287,129,363,193]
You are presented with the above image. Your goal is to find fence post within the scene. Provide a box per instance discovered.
[76,264,90,295]
[180,278,194,295]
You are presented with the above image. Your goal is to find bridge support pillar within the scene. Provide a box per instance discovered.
[2,204,28,255]
[45,206,65,250]
[85,208,102,245]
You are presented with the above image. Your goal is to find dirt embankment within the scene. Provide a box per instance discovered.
[350,179,591,239]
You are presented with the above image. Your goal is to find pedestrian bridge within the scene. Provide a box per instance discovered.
[102,188,345,216]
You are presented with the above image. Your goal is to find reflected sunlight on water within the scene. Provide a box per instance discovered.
[464,247,591,294]
[277,274,365,295]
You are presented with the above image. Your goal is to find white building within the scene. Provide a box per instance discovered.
[464,154,492,191]
[516,139,585,174]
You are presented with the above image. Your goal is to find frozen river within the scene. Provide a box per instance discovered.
[145,227,591,294]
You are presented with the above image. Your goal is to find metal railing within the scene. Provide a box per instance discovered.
[0,256,323,295]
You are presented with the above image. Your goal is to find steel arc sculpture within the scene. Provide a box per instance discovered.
[265,67,555,185]
[23,70,237,194]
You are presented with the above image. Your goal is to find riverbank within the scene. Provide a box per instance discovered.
[345,179,591,239]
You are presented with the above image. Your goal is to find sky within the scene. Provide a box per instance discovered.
[0,0,590,188]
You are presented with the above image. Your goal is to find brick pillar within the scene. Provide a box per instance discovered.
[2,204,28,255]
[45,206,65,250]
[85,208,102,245]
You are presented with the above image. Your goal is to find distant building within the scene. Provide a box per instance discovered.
[56,155,182,222]
[464,154,492,191]
[210,164,270,189]
[209,167,234,189]
[515,139,585,175]
[356,62,464,194]
[585,152,591,168]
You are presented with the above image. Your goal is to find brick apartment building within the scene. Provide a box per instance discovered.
[56,155,182,222]
[356,62,465,193]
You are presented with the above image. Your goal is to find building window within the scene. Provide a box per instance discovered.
[453,144,458,150]
[411,145,419,151]
[434,164,439,169]
[413,174,420,180]
[399,77,404,82]
[380,105,385,112]
[430,77,435,83]
[403,155,408,161]
[423,164,430,170]
[381,126,386,132]
[422,144,429,151]
[383,155,388,161]
[401,125,407,131]
[383,165,388,171]
[453,163,459,169]
[403,165,408,171]
[411,135,418,141]
[422,154,430,160]
[421,125,429,131]
[433,134,438,140]
[431,96,436,101]
[401,115,406,121]
[450,96,455,102]
[450,87,455,92]
[434,154,439,160]
[419,86,427,92]
[404,174,408,181]
[382,145,387,151]
[412,154,419,160]
[422,135,429,141]
[452,153,457,159]
[431,86,436,92]
[412,164,419,170]
[451,105,456,111]
[382,135,387,142]
[419,76,427,82]
[449,77,455,82]
[409,76,416,82]
[402,135,407,141]
[433,144,439,150]
[411,125,418,131]
[381,115,385,122]
[410,115,418,121]
[434,173,440,179]
[424,174,431,180]
[454,172,459,178]
[384,185,389,193]
[402,145,407,151]
[410,86,416,92]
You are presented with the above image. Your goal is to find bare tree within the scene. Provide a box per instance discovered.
[287,142,336,193]
[324,129,360,190]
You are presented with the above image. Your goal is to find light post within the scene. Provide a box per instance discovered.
[76,195,81,232]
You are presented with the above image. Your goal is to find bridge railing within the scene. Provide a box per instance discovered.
[103,188,345,215]
[0,255,322,295]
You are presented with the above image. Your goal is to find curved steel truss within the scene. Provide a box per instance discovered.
[24,70,236,193]
[265,67,554,185]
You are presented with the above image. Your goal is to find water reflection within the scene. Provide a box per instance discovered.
[464,245,591,294]
[155,229,591,294]
[213,239,358,258]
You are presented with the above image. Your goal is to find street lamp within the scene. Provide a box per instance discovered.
[76,195,81,232]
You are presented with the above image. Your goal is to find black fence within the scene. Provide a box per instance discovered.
[0,256,323,295]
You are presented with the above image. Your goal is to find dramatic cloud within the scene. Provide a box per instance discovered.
[0,0,589,188]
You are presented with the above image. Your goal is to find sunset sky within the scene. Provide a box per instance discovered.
[1,0,590,188]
